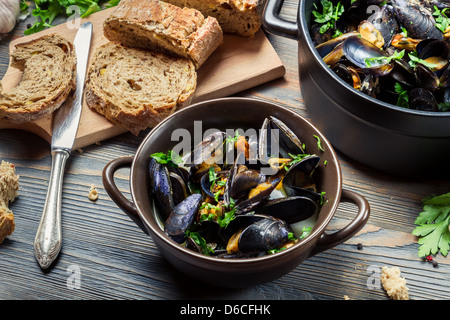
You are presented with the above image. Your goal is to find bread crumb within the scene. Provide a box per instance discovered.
[343,295,350,300]
[380,266,409,300]
[88,185,99,202]
[0,161,19,244]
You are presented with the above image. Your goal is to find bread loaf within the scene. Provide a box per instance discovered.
[85,42,197,135]
[0,161,19,244]
[0,34,76,123]
[103,0,223,69]
[163,0,267,37]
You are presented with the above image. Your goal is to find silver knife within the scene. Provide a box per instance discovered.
[34,22,93,269]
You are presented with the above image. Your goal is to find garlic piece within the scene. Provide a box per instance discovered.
[0,0,21,34]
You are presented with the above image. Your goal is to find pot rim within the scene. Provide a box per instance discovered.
[299,0,450,118]
[130,97,343,265]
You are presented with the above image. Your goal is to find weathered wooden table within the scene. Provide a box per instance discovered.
[1,1,449,301]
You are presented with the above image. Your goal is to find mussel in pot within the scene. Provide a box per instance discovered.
[148,117,325,258]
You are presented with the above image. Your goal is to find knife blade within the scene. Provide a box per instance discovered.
[34,22,93,269]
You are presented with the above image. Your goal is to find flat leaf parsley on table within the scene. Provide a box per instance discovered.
[412,192,450,258]
[22,0,120,35]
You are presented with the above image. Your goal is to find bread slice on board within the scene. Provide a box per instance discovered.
[0,161,19,244]
[0,34,76,123]
[85,42,197,135]
[103,0,223,69]
[163,0,267,37]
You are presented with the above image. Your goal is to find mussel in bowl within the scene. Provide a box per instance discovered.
[310,0,450,112]
[147,117,326,258]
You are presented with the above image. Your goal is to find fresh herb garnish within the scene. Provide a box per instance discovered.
[299,226,313,239]
[284,153,312,171]
[432,5,450,33]
[408,51,440,69]
[320,191,327,206]
[218,207,236,228]
[438,102,450,112]
[312,0,345,35]
[150,150,182,167]
[185,230,214,255]
[400,26,408,37]
[313,134,325,152]
[24,0,120,35]
[394,82,409,109]
[364,50,405,67]
[412,192,450,258]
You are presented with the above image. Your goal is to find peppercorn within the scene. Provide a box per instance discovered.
[356,243,363,250]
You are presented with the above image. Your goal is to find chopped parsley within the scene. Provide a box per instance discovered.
[312,0,345,36]
[313,134,325,152]
[364,50,405,67]
[432,5,450,33]
[394,82,409,109]
[412,192,450,257]
[284,153,313,171]
[185,230,215,255]
[408,51,440,69]
[150,150,182,168]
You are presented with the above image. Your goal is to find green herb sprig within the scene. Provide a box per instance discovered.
[312,0,344,37]
[24,0,120,35]
[432,5,450,33]
[364,50,405,67]
[412,193,450,258]
[394,82,409,109]
[150,150,182,168]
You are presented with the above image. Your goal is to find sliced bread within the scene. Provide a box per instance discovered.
[103,0,223,69]
[0,161,19,244]
[0,34,76,123]
[163,0,267,37]
[85,42,197,135]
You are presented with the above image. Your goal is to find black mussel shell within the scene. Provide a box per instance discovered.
[164,193,202,244]
[409,88,439,111]
[253,196,318,224]
[149,157,175,221]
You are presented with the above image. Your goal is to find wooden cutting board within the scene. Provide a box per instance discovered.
[0,7,285,149]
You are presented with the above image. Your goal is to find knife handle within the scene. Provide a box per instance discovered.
[34,148,70,269]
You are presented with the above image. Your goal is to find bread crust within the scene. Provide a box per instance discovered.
[85,42,197,135]
[0,34,76,123]
[0,161,19,244]
[163,0,268,37]
[103,0,223,69]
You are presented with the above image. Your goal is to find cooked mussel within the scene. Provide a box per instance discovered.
[164,194,202,244]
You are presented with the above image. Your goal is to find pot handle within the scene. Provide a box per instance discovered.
[102,156,149,235]
[262,0,299,40]
[309,189,370,256]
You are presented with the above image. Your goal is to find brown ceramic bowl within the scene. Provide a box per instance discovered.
[102,97,370,288]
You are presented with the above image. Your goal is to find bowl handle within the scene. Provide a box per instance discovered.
[309,189,370,256]
[102,156,149,235]
[262,0,299,40]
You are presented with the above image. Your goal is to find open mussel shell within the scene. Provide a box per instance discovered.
[283,155,320,190]
[253,196,318,224]
[200,170,229,199]
[235,177,282,213]
[409,88,439,111]
[342,36,394,76]
[370,5,398,49]
[259,116,305,162]
[414,64,440,91]
[164,193,202,244]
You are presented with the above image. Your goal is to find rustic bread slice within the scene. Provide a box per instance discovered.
[85,42,197,135]
[0,34,76,123]
[0,161,19,244]
[163,0,267,37]
[103,0,223,69]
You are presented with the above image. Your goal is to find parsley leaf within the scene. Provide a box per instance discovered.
[394,82,409,109]
[313,134,325,152]
[24,0,120,35]
[412,193,450,257]
[150,150,182,168]
[185,230,214,255]
[312,0,344,35]
[364,50,405,67]
[408,52,440,70]
[433,5,450,33]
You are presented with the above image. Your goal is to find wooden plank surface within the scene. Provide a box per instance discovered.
[0,1,449,302]
[0,7,285,150]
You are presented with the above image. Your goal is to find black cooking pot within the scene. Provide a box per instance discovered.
[263,0,450,178]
